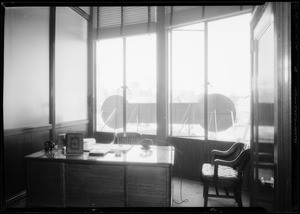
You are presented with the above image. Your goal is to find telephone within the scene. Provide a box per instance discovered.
[140,139,153,151]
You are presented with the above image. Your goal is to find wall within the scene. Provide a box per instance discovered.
[3,7,89,204]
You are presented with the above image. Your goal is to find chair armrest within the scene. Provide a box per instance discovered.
[213,149,250,182]
[214,158,235,167]
[211,143,245,162]
[211,150,229,160]
[211,149,231,164]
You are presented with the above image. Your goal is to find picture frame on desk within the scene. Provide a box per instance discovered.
[66,133,84,155]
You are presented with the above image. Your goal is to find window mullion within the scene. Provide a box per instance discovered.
[123,38,127,133]
[169,30,173,136]
[204,21,208,141]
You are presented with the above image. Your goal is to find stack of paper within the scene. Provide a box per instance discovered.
[83,138,96,151]
[89,147,110,156]
[88,143,133,156]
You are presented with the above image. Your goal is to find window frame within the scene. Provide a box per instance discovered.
[95,33,157,135]
[167,12,251,143]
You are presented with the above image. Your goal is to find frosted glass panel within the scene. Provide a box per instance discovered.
[4,7,50,129]
[257,23,275,144]
[55,7,88,123]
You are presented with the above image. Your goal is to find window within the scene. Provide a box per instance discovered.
[169,23,205,138]
[169,13,251,143]
[96,34,156,134]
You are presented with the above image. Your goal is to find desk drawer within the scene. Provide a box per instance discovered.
[26,161,64,207]
[126,165,170,207]
[66,164,124,207]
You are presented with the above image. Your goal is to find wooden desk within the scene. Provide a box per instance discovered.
[25,145,174,207]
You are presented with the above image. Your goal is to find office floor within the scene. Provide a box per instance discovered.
[171,177,250,207]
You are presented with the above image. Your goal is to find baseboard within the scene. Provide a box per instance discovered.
[5,191,26,208]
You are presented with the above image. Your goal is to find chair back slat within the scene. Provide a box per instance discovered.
[115,132,142,145]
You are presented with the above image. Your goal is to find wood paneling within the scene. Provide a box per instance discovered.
[250,3,292,212]
[4,121,88,203]
[26,161,64,207]
[66,164,124,207]
[4,130,50,199]
[4,124,52,136]
[126,165,170,207]
[274,2,292,212]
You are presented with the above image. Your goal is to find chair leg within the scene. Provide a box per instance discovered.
[203,183,209,207]
[215,187,219,195]
[225,188,229,196]
[234,188,243,207]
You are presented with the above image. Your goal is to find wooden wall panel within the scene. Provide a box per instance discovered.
[4,129,50,200]
[4,121,88,204]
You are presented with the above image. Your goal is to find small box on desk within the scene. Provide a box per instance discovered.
[66,133,84,155]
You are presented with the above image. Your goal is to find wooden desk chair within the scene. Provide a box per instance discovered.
[201,142,250,207]
[114,132,142,145]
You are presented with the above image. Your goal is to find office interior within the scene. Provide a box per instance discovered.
[1,2,298,213]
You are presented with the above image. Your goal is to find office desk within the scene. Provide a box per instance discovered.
[25,145,174,207]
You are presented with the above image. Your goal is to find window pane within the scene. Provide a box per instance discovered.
[126,34,157,134]
[4,7,50,129]
[96,38,123,132]
[56,7,88,123]
[207,14,251,143]
[169,23,205,138]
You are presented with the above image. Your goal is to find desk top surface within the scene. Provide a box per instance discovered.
[25,144,175,166]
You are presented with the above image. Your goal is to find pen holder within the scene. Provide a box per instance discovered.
[44,140,55,153]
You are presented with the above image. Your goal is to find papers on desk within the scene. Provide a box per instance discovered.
[83,138,96,151]
[89,148,110,156]
[87,143,133,156]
